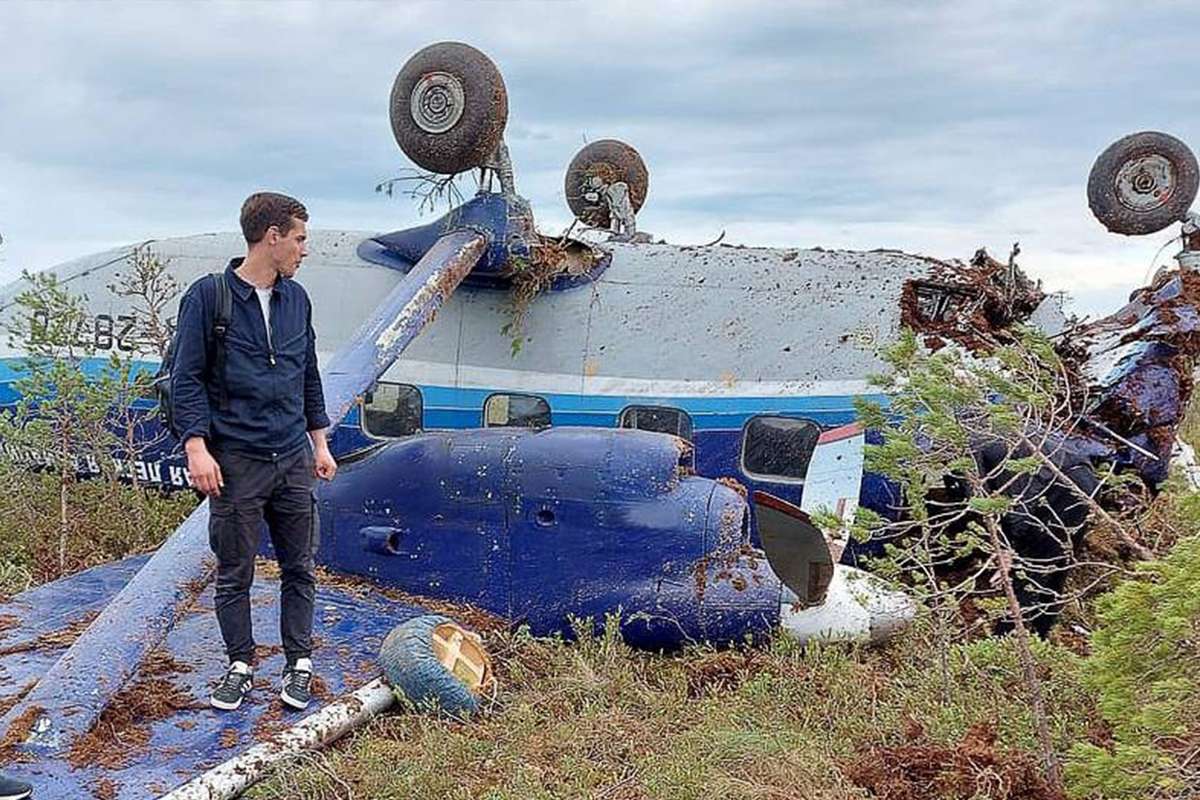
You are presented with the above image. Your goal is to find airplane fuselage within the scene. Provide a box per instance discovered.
[0,227,945,528]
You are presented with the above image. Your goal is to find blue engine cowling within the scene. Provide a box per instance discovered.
[359,193,531,278]
[313,426,781,649]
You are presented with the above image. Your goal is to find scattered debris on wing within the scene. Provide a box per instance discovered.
[66,651,197,770]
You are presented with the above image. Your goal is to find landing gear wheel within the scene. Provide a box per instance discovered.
[565,139,649,228]
[390,42,508,175]
[379,614,493,717]
[1088,131,1198,236]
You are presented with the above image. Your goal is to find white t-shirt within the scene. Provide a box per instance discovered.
[255,287,272,346]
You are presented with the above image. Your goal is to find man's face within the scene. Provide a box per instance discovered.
[268,217,308,279]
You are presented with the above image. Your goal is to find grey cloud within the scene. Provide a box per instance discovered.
[2,0,1199,312]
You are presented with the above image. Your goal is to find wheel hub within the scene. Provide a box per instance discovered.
[1115,154,1176,212]
[410,72,465,134]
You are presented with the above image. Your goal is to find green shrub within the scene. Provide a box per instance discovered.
[1066,537,1200,799]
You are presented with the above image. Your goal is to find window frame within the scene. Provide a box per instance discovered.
[361,381,424,439]
[738,414,823,485]
[617,404,695,442]
[482,392,552,430]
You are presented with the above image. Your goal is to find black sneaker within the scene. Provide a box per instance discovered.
[0,774,32,800]
[210,661,253,711]
[280,657,313,710]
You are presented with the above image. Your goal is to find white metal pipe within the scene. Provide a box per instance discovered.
[159,678,395,800]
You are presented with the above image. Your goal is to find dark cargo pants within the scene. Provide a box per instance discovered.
[209,447,317,667]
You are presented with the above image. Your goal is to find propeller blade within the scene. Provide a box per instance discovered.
[753,490,835,607]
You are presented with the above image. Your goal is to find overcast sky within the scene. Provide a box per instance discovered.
[2,0,1199,315]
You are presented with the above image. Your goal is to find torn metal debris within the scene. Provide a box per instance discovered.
[901,247,1046,352]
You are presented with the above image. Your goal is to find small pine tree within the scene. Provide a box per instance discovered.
[0,252,190,584]
[107,243,180,360]
[106,244,181,484]
[1065,536,1200,799]
[845,327,1142,790]
[0,270,127,570]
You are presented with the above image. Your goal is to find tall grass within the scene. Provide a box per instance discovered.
[0,462,195,597]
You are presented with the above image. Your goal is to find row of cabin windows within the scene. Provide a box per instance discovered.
[362,382,821,483]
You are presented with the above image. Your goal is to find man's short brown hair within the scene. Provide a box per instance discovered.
[240,192,309,244]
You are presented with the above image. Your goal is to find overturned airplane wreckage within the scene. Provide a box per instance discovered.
[1,41,1199,798]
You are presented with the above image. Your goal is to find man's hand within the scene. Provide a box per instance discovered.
[310,428,337,481]
[314,447,337,481]
[185,437,223,497]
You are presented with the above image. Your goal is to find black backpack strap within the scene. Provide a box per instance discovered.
[210,272,233,412]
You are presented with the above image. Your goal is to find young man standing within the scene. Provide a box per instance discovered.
[171,192,337,712]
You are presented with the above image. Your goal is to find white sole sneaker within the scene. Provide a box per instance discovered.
[211,662,254,711]
[210,694,246,711]
[280,686,309,710]
[210,680,252,711]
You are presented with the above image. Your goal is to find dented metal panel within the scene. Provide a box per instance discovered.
[1069,269,1200,483]
[312,427,778,650]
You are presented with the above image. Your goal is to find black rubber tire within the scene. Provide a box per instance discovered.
[389,42,508,175]
[1088,131,1198,236]
[564,139,649,227]
[378,614,482,717]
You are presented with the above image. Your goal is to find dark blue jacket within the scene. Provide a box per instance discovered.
[170,259,330,459]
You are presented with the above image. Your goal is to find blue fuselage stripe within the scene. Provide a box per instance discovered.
[0,357,874,430]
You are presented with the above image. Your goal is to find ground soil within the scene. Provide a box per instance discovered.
[843,722,1066,800]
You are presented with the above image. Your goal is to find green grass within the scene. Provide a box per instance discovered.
[6,392,1200,798]
[0,460,1179,799]
[247,619,1096,800]
[244,394,1200,800]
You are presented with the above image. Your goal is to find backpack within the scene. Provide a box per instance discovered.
[154,272,233,439]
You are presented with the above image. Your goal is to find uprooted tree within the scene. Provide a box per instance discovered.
[844,327,1153,791]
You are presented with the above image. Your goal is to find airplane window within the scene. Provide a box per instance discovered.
[618,405,694,441]
[740,416,821,482]
[362,382,423,438]
[483,393,551,429]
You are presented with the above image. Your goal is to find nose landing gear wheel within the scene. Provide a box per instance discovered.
[565,139,649,228]
[1088,131,1199,235]
[390,42,508,175]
